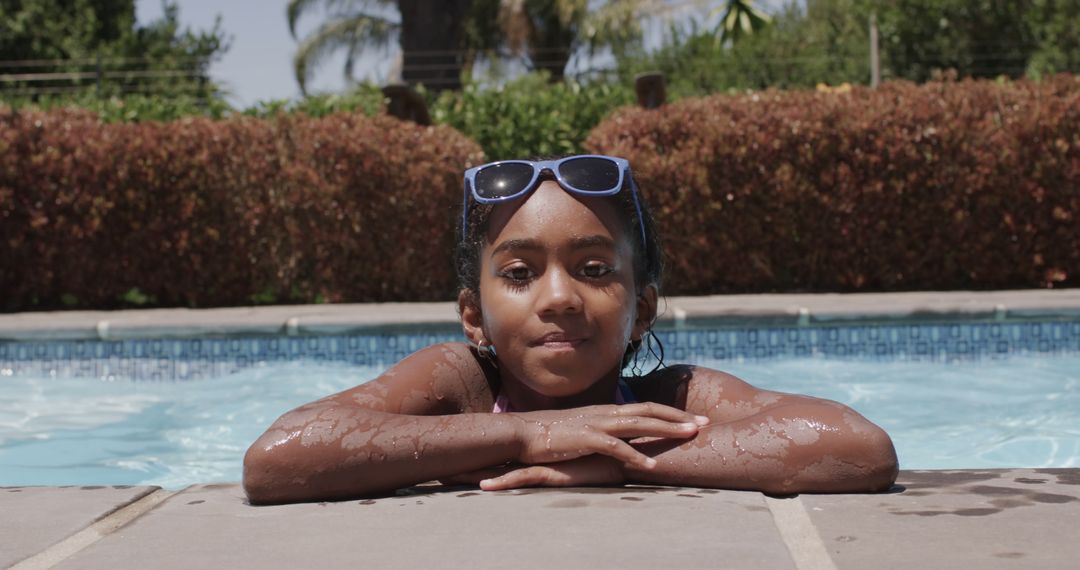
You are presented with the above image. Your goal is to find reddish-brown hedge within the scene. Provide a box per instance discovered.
[0,110,483,311]
[587,76,1080,294]
[2,77,1077,312]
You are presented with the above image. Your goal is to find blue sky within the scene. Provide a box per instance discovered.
[136,1,787,108]
[136,0,359,106]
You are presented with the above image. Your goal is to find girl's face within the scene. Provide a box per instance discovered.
[462,180,655,404]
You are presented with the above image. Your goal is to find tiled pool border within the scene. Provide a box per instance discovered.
[2,319,1079,382]
[2,290,1079,381]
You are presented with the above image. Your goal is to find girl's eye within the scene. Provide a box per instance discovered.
[581,263,614,279]
[500,265,534,282]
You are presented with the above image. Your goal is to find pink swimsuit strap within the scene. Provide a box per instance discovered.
[492,380,636,413]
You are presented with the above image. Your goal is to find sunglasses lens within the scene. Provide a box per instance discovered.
[558,157,620,192]
[474,163,535,199]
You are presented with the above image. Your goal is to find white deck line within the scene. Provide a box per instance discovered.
[9,489,173,570]
[765,495,838,570]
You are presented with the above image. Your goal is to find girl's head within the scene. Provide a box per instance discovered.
[455,155,664,397]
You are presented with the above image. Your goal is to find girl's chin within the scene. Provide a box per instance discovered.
[516,366,612,398]
[522,378,593,398]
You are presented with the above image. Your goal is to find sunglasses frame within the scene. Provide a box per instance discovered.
[461,154,647,245]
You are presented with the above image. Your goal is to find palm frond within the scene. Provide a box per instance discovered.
[292,14,398,93]
[287,0,397,38]
[713,0,772,44]
[287,0,322,38]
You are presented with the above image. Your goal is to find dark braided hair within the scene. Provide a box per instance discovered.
[454,156,665,371]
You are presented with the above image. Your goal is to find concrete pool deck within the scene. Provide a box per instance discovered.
[2,288,1080,340]
[2,290,1079,568]
[3,469,1079,569]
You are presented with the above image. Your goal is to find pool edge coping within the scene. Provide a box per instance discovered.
[4,469,1080,569]
[2,289,1079,341]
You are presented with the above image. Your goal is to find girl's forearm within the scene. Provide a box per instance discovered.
[243,406,521,504]
[625,415,899,494]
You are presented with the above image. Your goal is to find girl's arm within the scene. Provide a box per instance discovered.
[242,343,518,503]
[624,366,898,493]
[474,366,898,493]
[242,343,707,504]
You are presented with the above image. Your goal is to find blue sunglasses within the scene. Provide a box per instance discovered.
[462,154,647,245]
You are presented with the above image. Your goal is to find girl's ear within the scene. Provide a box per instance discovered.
[458,289,485,345]
[633,284,659,341]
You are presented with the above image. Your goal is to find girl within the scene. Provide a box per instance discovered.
[243,155,898,504]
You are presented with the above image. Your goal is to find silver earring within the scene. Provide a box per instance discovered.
[477,339,497,363]
[628,337,643,377]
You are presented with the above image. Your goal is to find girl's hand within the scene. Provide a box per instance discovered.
[443,455,625,491]
[509,403,709,470]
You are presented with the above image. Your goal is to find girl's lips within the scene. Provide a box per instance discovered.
[538,339,584,350]
[531,334,586,350]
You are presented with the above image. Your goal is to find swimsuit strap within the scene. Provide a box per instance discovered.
[492,379,636,413]
[492,392,513,414]
[616,379,638,404]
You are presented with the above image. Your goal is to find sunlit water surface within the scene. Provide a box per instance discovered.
[1,355,1077,488]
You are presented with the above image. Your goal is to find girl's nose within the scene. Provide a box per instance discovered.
[536,268,583,316]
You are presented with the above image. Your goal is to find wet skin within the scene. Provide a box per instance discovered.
[243,182,899,504]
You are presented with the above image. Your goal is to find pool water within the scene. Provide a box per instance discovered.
[1,353,1077,488]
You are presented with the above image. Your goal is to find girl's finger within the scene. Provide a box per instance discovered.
[480,466,554,491]
[611,402,709,426]
[588,434,658,470]
[598,416,702,440]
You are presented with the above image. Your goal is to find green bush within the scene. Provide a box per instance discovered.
[2,74,629,161]
[587,75,1080,294]
[873,0,1080,82]
[2,86,387,124]
[242,85,386,119]
[0,93,231,122]
[619,1,870,97]
[427,73,634,160]
[621,0,1080,96]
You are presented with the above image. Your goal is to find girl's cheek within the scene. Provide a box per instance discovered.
[603,310,636,356]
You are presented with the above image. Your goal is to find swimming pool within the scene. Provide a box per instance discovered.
[1,320,1078,488]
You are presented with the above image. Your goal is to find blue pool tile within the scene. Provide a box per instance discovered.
[2,321,1079,381]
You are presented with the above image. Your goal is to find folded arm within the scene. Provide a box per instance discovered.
[474,366,898,494]
[243,344,708,504]
[243,401,523,504]
[243,343,519,503]
[626,403,898,493]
